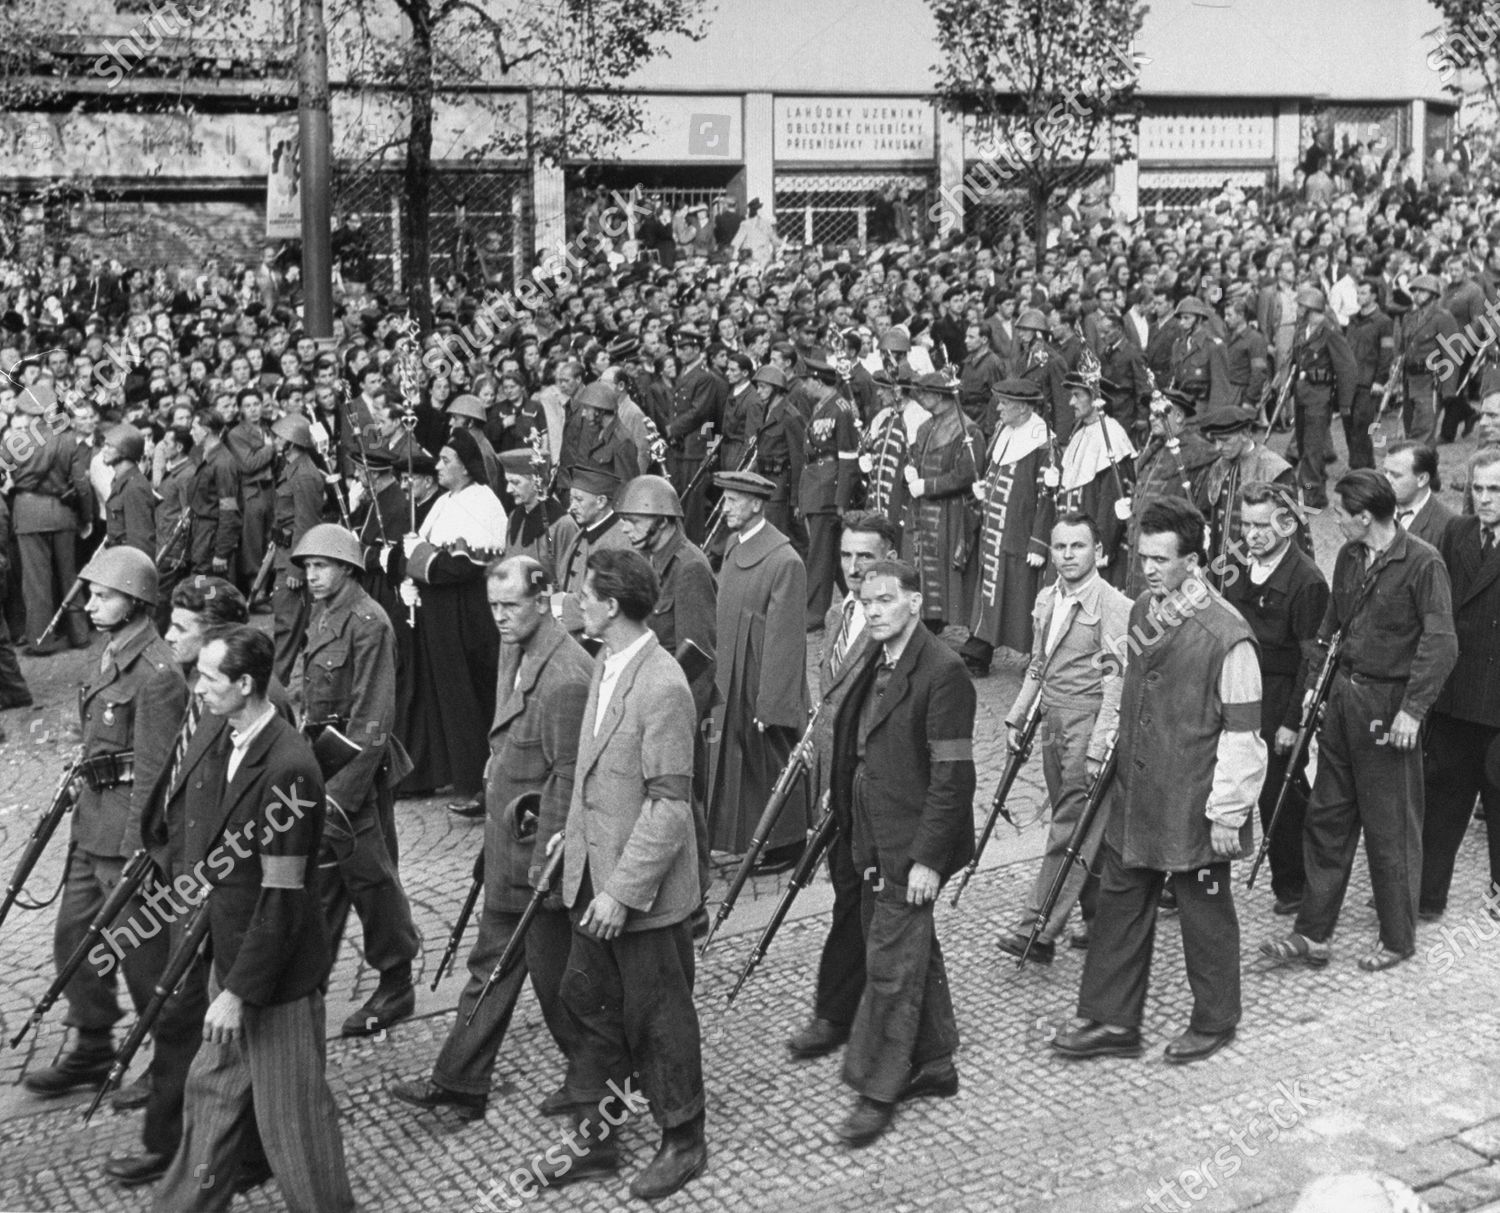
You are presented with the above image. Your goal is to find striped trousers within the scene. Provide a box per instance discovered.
[152,989,356,1213]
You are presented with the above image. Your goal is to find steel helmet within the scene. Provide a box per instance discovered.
[879,328,911,353]
[1408,274,1441,297]
[616,474,684,519]
[447,393,488,423]
[81,545,158,606]
[1174,297,1214,320]
[751,365,789,391]
[102,423,145,463]
[291,523,364,570]
[272,413,315,449]
[1015,308,1050,332]
[1294,286,1326,312]
[574,381,620,413]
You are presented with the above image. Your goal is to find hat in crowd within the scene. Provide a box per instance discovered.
[606,335,640,361]
[802,347,835,375]
[570,463,620,497]
[447,393,487,423]
[992,379,1044,404]
[1197,404,1256,436]
[446,427,489,485]
[1155,387,1199,417]
[1174,297,1214,320]
[1295,286,1326,312]
[879,329,912,353]
[1409,274,1441,296]
[747,198,762,215]
[575,381,619,413]
[407,448,438,477]
[16,383,55,416]
[354,446,400,471]
[672,325,705,347]
[272,414,315,449]
[751,364,789,391]
[871,368,896,388]
[1015,308,1050,333]
[103,423,145,463]
[499,448,543,477]
[713,469,776,499]
[912,372,958,397]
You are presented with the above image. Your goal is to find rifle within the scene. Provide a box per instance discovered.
[431,849,483,991]
[681,433,723,507]
[11,850,153,1048]
[727,792,835,1005]
[0,758,83,932]
[1247,630,1341,890]
[83,897,211,1123]
[1263,362,1296,434]
[154,511,191,569]
[466,838,565,1024]
[246,540,278,609]
[1017,741,1117,966]
[33,577,87,649]
[950,700,1040,908]
[699,703,822,954]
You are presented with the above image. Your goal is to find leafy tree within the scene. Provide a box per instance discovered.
[927,0,1148,266]
[328,0,707,331]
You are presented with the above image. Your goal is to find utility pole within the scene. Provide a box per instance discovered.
[298,0,333,343]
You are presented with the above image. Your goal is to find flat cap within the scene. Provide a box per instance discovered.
[713,470,776,499]
[1197,404,1256,435]
[570,463,619,496]
[992,378,1044,403]
[911,372,958,396]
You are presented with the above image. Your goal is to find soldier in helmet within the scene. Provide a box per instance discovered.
[270,412,328,683]
[101,423,155,555]
[448,394,504,497]
[291,523,421,1037]
[562,381,641,489]
[1169,296,1235,414]
[1286,287,1357,511]
[1016,307,1071,444]
[1399,273,1461,445]
[23,548,188,1138]
[747,364,803,543]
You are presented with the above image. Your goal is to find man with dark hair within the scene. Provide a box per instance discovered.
[391,555,592,1121]
[1263,468,1456,971]
[827,556,975,1145]
[538,546,706,1200]
[1422,448,1500,921]
[996,511,1130,962]
[1222,484,1330,917]
[787,510,899,1060]
[186,409,242,580]
[154,627,355,1213]
[1384,440,1456,552]
[1052,498,1265,1064]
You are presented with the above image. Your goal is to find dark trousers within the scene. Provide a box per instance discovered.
[1077,845,1240,1034]
[559,881,704,1129]
[271,574,310,685]
[842,867,958,1103]
[1342,385,1378,470]
[18,528,86,646]
[804,511,840,630]
[1258,728,1309,905]
[432,904,572,1097]
[1420,712,1500,915]
[1439,391,1476,442]
[321,786,420,975]
[0,609,32,704]
[1295,674,1424,956]
[812,832,866,1027]
[667,451,708,545]
[1292,386,1332,508]
[239,485,274,588]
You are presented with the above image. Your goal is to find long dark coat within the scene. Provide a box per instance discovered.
[902,403,982,624]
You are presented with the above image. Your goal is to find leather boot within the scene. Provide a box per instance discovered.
[23,1031,114,1097]
[534,1105,620,1187]
[342,963,415,1037]
[630,1113,708,1200]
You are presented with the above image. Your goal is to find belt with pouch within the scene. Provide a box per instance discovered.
[79,751,135,791]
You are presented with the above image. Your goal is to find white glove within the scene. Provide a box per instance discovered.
[903,465,919,487]
[909,478,926,498]
[1113,497,1132,520]
[858,453,873,474]
[348,479,366,512]
[402,533,420,559]
[399,579,421,608]
[971,481,986,501]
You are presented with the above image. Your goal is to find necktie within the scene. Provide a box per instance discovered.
[1398,509,1415,530]
[829,599,856,678]
[166,694,203,802]
[1485,529,1497,556]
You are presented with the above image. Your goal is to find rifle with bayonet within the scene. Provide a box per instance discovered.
[432,849,483,991]
[246,539,278,609]
[699,703,822,954]
[1017,740,1117,966]
[1247,630,1341,890]
[727,792,834,1004]
[1263,359,1296,434]
[11,850,153,1048]
[681,433,724,507]
[0,758,84,932]
[33,577,88,649]
[467,837,565,1024]
[154,510,192,570]
[950,700,1040,907]
[83,895,211,1123]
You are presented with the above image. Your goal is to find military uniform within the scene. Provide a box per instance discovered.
[1344,306,1395,469]
[301,577,420,992]
[665,357,727,541]
[226,419,275,587]
[11,416,91,648]
[1400,299,1461,445]
[798,384,861,629]
[1099,337,1153,441]
[1224,325,1270,413]
[753,392,805,543]
[187,441,242,577]
[1170,327,1235,414]
[271,449,328,683]
[1288,320,1357,509]
[1020,340,1070,445]
[104,462,156,556]
[153,458,195,631]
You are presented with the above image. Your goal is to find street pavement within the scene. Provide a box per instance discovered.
[2,423,1500,1213]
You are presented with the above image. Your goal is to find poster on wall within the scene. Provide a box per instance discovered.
[266,116,301,240]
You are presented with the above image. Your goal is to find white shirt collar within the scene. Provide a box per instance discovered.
[602,629,651,677]
[739,517,767,544]
[1401,488,1431,519]
[229,703,277,752]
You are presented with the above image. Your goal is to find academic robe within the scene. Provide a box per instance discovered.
[902,403,983,624]
[1058,415,1136,587]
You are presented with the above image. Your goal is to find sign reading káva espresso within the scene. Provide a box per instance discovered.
[774,97,935,163]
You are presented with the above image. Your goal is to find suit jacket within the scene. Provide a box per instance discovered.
[1404,493,1458,553]
[562,631,699,930]
[1435,516,1500,726]
[829,623,977,881]
[185,714,330,1007]
[809,595,879,798]
[485,617,593,910]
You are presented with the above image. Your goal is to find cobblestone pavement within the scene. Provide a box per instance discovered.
[2,426,1499,1213]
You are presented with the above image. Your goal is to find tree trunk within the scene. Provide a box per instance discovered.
[403,3,435,335]
[1030,180,1050,273]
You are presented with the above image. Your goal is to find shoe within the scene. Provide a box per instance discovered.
[834,1096,895,1147]
[534,1111,619,1186]
[1050,1021,1143,1060]
[1069,926,1091,950]
[787,1017,849,1059]
[389,1077,485,1121]
[234,1158,274,1194]
[1358,946,1413,972]
[22,1041,114,1096]
[1258,932,1330,967]
[1418,908,1444,924]
[1272,897,1303,916]
[539,1084,573,1117]
[105,1152,170,1186]
[753,843,801,875]
[109,1072,153,1112]
[342,976,415,1037]
[447,795,485,819]
[898,1058,958,1102]
[996,930,1053,964]
[629,1121,708,1200]
[1164,1027,1236,1064]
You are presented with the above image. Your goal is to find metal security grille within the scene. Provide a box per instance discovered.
[963,163,1109,244]
[1300,104,1409,162]
[774,173,934,251]
[1138,167,1274,214]
[332,165,530,293]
